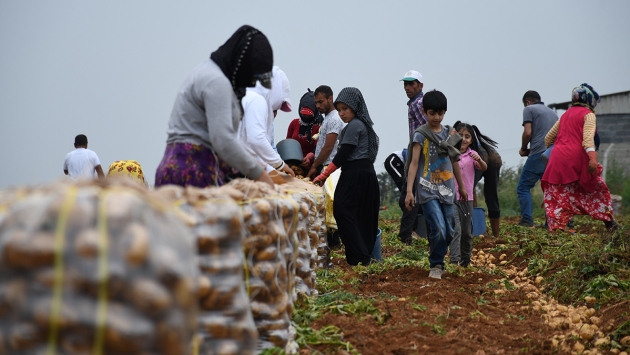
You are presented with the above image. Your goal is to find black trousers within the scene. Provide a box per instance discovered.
[333,159,380,266]
[474,152,502,219]
[384,153,421,241]
[398,178,420,242]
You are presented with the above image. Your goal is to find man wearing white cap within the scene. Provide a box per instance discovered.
[401,70,426,137]
[396,70,427,245]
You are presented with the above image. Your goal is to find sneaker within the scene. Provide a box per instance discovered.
[429,265,444,279]
[518,220,535,228]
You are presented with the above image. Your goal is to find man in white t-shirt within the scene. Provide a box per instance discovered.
[63,134,105,180]
[307,85,345,178]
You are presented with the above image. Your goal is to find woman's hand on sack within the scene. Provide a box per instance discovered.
[255,171,275,187]
[281,164,296,177]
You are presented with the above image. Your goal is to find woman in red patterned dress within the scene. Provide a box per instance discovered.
[541,83,618,232]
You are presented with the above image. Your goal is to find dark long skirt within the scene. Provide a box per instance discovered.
[333,159,380,266]
[154,142,238,188]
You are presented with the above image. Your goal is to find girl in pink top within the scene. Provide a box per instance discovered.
[449,122,487,266]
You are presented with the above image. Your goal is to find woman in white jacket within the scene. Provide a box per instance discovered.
[239,66,295,176]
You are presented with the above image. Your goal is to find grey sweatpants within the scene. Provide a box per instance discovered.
[449,201,473,265]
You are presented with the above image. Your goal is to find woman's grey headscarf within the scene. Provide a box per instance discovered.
[334,87,379,163]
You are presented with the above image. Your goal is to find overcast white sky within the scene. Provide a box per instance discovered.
[1,1,629,189]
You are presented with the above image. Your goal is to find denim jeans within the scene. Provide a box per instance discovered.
[421,199,455,268]
[516,152,546,224]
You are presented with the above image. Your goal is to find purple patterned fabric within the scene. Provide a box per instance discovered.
[408,92,427,138]
[155,143,239,188]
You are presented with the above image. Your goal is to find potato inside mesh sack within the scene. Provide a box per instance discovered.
[276,176,328,272]
[0,186,32,226]
[229,181,297,352]
[276,187,318,298]
[153,184,259,355]
[0,179,198,355]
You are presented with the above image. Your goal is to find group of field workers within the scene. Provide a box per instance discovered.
[63,25,619,280]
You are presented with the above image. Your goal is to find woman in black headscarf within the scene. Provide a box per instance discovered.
[155,25,275,188]
[314,87,380,266]
[286,89,324,172]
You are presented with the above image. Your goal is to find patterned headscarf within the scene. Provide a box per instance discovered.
[571,83,600,111]
[334,87,380,163]
[107,160,147,186]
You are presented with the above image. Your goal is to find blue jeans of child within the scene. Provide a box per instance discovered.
[421,199,455,268]
[516,152,546,225]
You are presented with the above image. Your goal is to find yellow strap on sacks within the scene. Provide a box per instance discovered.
[191,334,200,355]
[93,190,111,355]
[47,186,78,355]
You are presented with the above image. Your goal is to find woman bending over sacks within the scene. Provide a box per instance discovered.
[155,25,274,188]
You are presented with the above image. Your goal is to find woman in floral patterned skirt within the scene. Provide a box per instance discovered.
[541,83,618,232]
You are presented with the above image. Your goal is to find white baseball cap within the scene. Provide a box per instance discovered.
[400,70,423,83]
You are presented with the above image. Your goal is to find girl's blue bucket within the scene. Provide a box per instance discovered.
[371,228,382,261]
[472,207,487,236]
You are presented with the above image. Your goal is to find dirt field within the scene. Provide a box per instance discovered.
[295,217,630,355]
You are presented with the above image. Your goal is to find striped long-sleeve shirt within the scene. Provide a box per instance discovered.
[408,92,427,138]
[545,112,597,152]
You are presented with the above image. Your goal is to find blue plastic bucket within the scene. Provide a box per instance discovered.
[472,207,487,236]
[371,228,382,261]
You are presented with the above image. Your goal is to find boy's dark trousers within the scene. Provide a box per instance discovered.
[398,178,420,243]
[384,153,420,243]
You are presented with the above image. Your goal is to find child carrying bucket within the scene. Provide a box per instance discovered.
[449,122,488,267]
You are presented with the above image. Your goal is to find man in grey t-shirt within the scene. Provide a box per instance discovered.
[517,90,558,227]
[308,85,345,178]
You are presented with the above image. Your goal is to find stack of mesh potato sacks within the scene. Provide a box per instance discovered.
[0,179,198,355]
[0,176,328,355]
